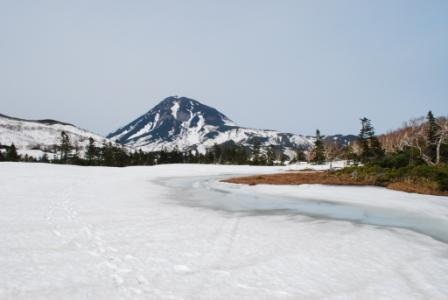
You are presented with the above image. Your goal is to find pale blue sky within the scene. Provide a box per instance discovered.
[0,0,447,136]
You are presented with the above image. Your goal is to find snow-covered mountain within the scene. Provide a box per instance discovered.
[0,113,119,158]
[108,96,313,157]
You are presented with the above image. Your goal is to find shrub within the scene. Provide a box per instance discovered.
[338,163,448,192]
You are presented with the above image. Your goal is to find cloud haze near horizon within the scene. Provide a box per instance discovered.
[0,0,447,136]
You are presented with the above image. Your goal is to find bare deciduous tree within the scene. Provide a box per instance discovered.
[436,117,448,165]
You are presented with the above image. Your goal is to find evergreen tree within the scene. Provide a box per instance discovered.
[358,117,384,163]
[134,149,145,165]
[211,144,222,164]
[6,144,19,161]
[185,150,197,164]
[140,149,147,164]
[97,143,125,166]
[85,137,98,164]
[40,153,49,163]
[279,153,286,165]
[259,152,268,165]
[71,151,82,165]
[0,143,4,161]
[369,135,384,161]
[101,142,115,166]
[426,111,440,162]
[266,145,275,166]
[294,147,306,162]
[113,145,130,167]
[313,129,326,164]
[170,146,183,163]
[358,117,372,162]
[224,144,247,165]
[341,143,357,162]
[237,145,249,165]
[427,111,440,144]
[158,148,168,164]
[251,139,261,165]
[59,131,73,162]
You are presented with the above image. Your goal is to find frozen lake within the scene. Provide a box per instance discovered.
[161,175,448,243]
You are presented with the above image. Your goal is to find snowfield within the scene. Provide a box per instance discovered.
[1,163,448,299]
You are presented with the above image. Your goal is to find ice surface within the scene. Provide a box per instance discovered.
[1,163,447,299]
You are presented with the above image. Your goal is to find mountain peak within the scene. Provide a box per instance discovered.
[108,96,313,156]
[108,96,236,146]
[155,96,212,111]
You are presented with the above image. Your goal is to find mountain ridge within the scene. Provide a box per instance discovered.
[1,96,357,160]
[107,96,314,157]
[0,113,74,126]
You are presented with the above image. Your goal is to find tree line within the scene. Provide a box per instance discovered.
[0,133,289,166]
[2,111,447,167]
[307,110,448,167]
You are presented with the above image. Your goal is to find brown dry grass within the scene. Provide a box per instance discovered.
[223,171,373,186]
[386,181,448,196]
[223,171,448,196]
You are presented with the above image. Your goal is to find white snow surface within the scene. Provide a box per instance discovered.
[1,162,448,299]
[133,124,313,155]
[170,101,180,119]
[286,160,349,170]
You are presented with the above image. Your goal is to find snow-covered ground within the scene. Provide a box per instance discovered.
[1,163,448,299]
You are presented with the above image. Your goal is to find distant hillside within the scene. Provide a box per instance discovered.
[0,113,121,158]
